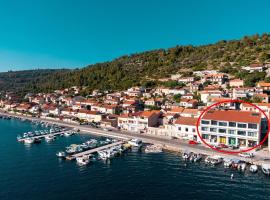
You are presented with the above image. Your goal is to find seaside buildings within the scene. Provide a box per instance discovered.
[200,110,261,148]
[1,65,270,153]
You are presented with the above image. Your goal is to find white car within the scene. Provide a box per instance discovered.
[239,152,254,158]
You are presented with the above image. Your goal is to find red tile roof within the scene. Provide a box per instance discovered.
[175,117,197,126]
[202,110,261,124]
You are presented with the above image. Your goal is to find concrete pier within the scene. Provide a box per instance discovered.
[66,141,125,160]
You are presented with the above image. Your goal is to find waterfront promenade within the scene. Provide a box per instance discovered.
[1,111,270,165]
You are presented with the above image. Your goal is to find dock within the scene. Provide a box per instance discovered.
[30,131,66,139]
[66,141,125,160]
[17,129,74,142]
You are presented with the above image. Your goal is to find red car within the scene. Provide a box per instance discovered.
[217,144,228,148]
[188,140,198,145]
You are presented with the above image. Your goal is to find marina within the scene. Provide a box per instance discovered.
[65,141,125,160]
[2,112,270,175]
[1,117,270,200]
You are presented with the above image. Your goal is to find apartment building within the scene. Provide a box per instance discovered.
[200,110,261,148]
[118,110,161,132]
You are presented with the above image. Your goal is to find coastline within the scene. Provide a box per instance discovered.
[1,110,270,166]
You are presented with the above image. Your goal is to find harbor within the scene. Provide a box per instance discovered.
[65,140,125,160]
[0,112,270,175]
[1,116,270,200]
[3,111,270,168]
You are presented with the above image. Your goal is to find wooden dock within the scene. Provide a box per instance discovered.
[18,130,73,141]
[66,141,125,160]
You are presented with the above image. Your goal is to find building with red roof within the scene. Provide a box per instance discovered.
[200,110,262,147]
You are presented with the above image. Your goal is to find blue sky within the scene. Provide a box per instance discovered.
[0,0,269,72]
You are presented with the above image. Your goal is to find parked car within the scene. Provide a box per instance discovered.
[239,152,254,158]
[228,145,239,150]
[188,140,198,145]
[217,144,228,149]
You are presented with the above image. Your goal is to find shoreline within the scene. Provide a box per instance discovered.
[1,111,270,166]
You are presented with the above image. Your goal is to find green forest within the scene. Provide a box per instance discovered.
[1,33,270,96]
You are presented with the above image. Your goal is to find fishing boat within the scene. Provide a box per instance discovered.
[145,144,163,153]
[76,155,92,166]
[76,155,90,165]
[24,137,35,144]
[128,138,142,147]
[237,162,247,172]
[64,131,73,137]
[45,135,56,142]
[249,164,258,173]
[205,155,222,165]
[182,150,191,160]
[223,158,233,168]
[66,144,83,154]
[192,154,203,162]
[56,151,66,158]
[261,163,270,175]
[97,150,109,160]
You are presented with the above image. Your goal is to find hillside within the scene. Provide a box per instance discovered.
[1,33,270,94]
[0,69,70,95]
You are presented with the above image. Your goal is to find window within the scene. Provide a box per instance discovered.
[201,120,210,125]
[210,128,217,132]
[185,128,188,132]
[228,130,235,135]
[237,123,247,128]
[248,123,257,129]
[237,130,246,136]
[248,132,257,137]
[211,120,217,125]
[229,122,236,127]
[202,134,209,139]
[178,127,181,131]
[192,128,195,133]
[218,129,226,133]
[201,127,209,131]
[218,121,227,126]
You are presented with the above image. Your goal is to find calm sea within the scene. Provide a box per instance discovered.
[0,118,270,200]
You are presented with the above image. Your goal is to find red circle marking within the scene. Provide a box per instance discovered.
[196,99,270,154]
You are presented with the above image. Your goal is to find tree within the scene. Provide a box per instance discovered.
[173,94,181,103]
[252,96,262,103]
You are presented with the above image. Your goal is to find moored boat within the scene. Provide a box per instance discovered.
[45,135,56,142]
[56,151,66,158]
[24,137,35,144]
[128,138,143,148]
[182,150,191,160]
[193,154,203,162]
[145,144,163,153]
[76,155,92,165]
[261,163,270,175]
[249,164,258,173]
[205,155,222,165]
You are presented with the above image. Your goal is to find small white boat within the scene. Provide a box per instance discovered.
[76,155,91,166]
[56,151,66,158]
[45,135,55,142]
[182,150,191,160]
[193,154,203,162]
[262,163,270,175]
[223,158,233,168]
[97,150,111,160]
[249,164,258,173]
[145,144,163,153]
[24,138,34,144]
[237,162,247,172]
[128,138,143,148]
[205,155,222,165]
[64,131,73,137]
